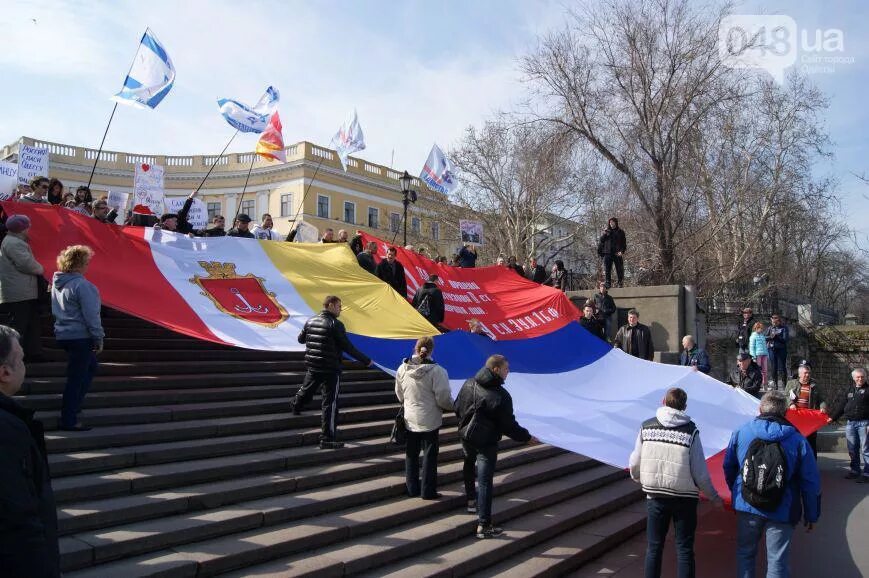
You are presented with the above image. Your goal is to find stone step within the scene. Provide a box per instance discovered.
[474,502,647,578]
[56,433,541,541]
[31,349,295,363]
[60,447,580,576]
[22,376,390,413]
[44,337,232,350]
[210,462,631,578]
[26,359,306,378]
[47,401,407,476]
[20,367,377,395]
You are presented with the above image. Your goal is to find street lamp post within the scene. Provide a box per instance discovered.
[399,170,417,247]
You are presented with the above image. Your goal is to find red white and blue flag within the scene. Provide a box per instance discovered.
[420,143,458,194]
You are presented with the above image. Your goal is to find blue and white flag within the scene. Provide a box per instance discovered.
[420,143,458,194]
[113,29,175,110]
[217,86,280,133]
[330,109,365,171]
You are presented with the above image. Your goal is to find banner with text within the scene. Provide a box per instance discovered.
[17,145,49,186]
[133,163,165,216]
[459,219,484,245]
[358,231,580,339]
[165,197,207,229]
[106,191,130,215]
[0,161,17,199]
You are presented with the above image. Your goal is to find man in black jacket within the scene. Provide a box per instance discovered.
[736,307,754,355]
[227,213,256,238]
[0,325,60,577]
[526,257,546,284]
[614,309,654,361]
[579,302,607,341]
[597,217,627,288]
[592,281,617,339]
[727,352,764,398]
[356,241,378,274]
[375,246,408,298]
[289,296,373,449]
[454,355,534,538]
[827,367,869,482]
[412,274,445,328]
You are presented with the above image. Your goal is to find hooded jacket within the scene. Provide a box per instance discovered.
[629,406,719,500]
[0,393,60,577]
[724,414,821,524]
[297,310,371,371]
[454,367,531,447]
[597,220,627,256]
[395,357,453,432]
[0,233,44,303]
[412,281,445,325]
[50,272,104,343]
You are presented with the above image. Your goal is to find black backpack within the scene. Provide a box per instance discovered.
[741,438,788,511]
[417,294,431,318]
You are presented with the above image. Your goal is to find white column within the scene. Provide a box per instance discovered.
[224,193,238,219]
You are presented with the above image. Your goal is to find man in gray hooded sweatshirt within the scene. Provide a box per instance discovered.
[629,387,723,578]
[51,245,104,431]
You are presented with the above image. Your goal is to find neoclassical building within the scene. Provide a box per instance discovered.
[1,136,456,255]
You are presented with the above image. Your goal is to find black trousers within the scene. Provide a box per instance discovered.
[603,255,624,287]
[405,428,440,498]
[0,299,42,360]
[293,370,341,442]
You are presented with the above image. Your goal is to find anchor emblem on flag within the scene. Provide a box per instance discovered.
[189,261,289,328]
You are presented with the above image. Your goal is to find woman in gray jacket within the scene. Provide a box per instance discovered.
[395,336,453,499]
[0,214,45,361]
[51,245,104,431]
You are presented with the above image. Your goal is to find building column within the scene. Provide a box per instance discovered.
[224,193,238,220]
[257,190,271,220]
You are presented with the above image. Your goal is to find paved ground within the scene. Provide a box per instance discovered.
[569,451,868,578]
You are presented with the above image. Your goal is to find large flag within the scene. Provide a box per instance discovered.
[2,202,829,487]
[255,112,286,162]
[331,109,365,170]
[217,86,280,133]
[113,29,176,109]
[420,143,458,194]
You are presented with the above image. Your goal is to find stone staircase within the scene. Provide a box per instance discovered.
[17,309,645,577]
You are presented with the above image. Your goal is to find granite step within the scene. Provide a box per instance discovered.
[26,359,306,378]
[61,447,577,576]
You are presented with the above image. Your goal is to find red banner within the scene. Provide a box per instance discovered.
[357,232,580,340]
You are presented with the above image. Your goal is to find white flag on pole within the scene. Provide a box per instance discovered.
[330,109,365,171]
[113,28,176,109]
[419,143,458,194]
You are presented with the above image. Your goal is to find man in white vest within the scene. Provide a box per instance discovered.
[629,387,723,578]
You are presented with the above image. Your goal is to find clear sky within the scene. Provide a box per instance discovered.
[1,0,865,239]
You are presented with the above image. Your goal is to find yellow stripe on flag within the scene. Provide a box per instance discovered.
[260,241,437,338]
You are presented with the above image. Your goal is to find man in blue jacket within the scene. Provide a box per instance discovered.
[679,335,711,374]
[723,391,821,578]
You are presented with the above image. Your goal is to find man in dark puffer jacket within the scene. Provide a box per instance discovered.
[289,295,373,449]
[454,355,534,538]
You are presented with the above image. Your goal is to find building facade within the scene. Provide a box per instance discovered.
[1,136,456,256]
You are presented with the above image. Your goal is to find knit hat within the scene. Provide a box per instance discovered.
[737,352,752,362]
[6,214,31,234]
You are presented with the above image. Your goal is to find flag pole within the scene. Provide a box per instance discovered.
[193,129,239,195]
[233,153,257,224]
[85,102,119,190]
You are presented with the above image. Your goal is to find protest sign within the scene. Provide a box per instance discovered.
[459,219,484,245]
[0,161,17,199]
[106,191,130,215]
[165,197,207,229]
[133,164,165,216]
[17,145,49,186]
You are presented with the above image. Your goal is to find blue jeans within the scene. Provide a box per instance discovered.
[845,420,869,477]
[462,440,497,525]
[768,347,787,387]
[736,512,794,578]
[644,497,698,578]
[59,338,98,428]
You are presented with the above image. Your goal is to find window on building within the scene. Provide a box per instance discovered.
[343,201,356,224]
[207,202,221,221]
[411,217,421,235]
[317,194,330,219]
[431,221,440,241]
[390,212,401,233]
[280,193,292,217]
[368,207,379,228]
[240,199,255,217]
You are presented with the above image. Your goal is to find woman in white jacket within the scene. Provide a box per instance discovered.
[395,336,453,499]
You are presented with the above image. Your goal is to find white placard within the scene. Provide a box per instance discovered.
[106,191,130,215]
[133,163,165,216]
[459,219,484,245]
[17,145,49,186]
[165,196,207,229]
[0,160,17,200]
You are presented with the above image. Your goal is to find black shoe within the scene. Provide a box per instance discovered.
[421,493,443,500]
[289,399,301,416]
[476,524,503,539]
[857,476,868,484]
[59,424,92,432]
[319,441,345,450]
[845,471,859,480]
